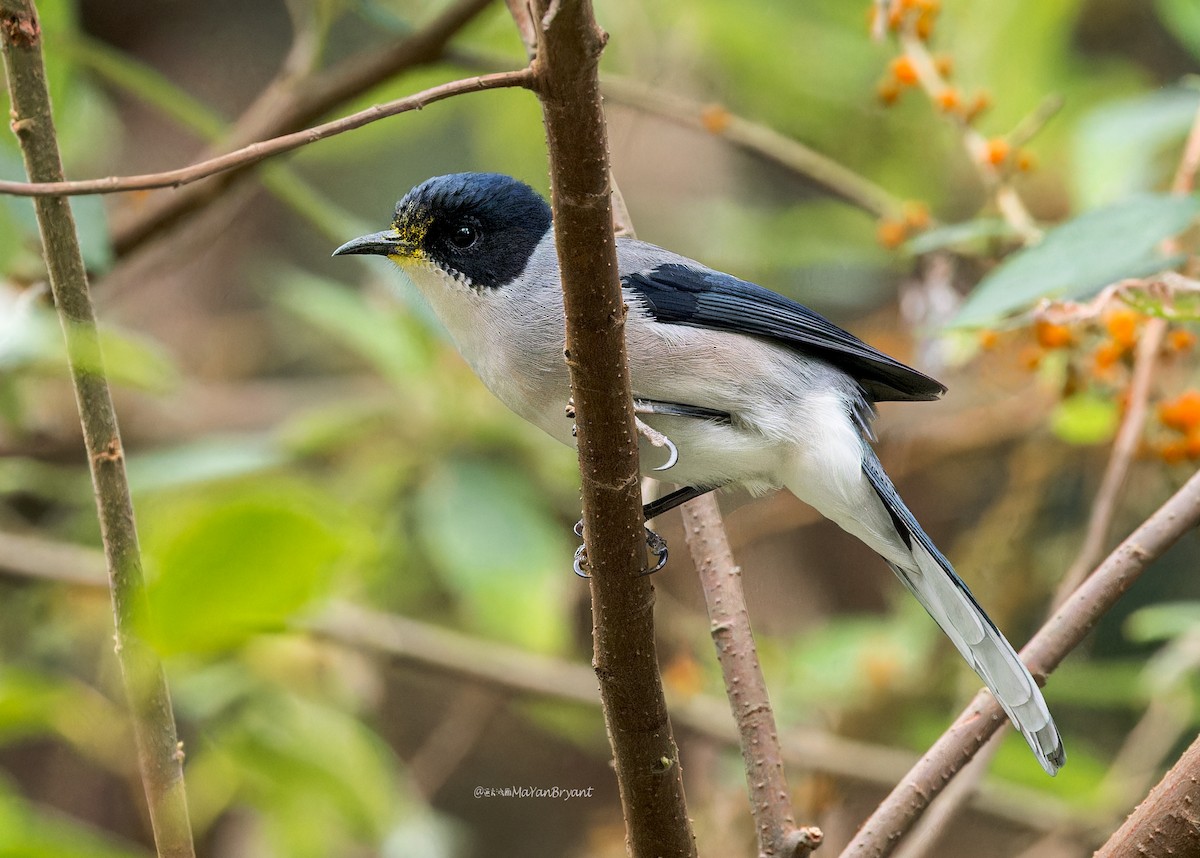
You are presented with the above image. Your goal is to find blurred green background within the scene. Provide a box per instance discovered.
[1,0,1199,855]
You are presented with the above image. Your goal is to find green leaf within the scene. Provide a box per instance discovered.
[143,489,345,654]
[414,457,570,651]
[127,435,287,493]
[1125,602,1200,644]
[0,779,147,858]
[1050,393,1120,445]
[903,218,1017,256]
[1158,0,1200,60]
[215,695,401,857]
[1074,88,1200,208]
[274,270,432,385]
[952,194,1200,327]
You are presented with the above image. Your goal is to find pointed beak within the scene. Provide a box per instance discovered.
[331,228,410,258]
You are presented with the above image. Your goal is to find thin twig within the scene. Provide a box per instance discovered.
[529,1,696,854]
[0,69,535,198]
[897,31,1042,244]
[680,496,822,857]
[1053,317,1166,606]
[599,75,904,220]
[840,465,1200,858]
[0,3,195,856]
[443,46,904,219]
[109,0,497,256]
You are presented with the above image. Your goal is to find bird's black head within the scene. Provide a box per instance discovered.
[332,173,552,290]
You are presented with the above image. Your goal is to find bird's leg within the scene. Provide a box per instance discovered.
[572,485,713,578]
[566,398,707,577]
[642,485,713,521]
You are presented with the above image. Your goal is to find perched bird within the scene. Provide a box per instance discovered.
[333,172,1065,775]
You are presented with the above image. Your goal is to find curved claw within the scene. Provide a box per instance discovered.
[652,434,679,472]
[573,544,591,579]
[638,527,669,577]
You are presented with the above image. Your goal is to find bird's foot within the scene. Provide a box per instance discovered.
[572,520,670,578]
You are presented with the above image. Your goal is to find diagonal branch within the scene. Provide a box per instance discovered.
[1094,730,1200,857]
[0,69,535,198]
[0,2,195,856]
[840,465,1200,858]
[109,0,497,256]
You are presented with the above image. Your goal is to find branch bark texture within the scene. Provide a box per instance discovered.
[1095,731,1200,857]
[681,496,822,857]
[0,2,194,855]
[841,465,1200,858]
[529,1,695,854]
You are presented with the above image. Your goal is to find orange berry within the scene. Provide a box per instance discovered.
[1094,340,1123,371]
[699,103,731,134]
[877,219,908,249]
[978,329,999,350]
[902,201,931,230]
[1169,329,1197,352]
[877,79,902,105]
[915,0,941,12]
[1016,150,1037,172]
[887,7,904,30]
[1159,389,1200,433]
[1104,308,1141,349]
[936,87,960,112]
[933,54,954,77]
[891,56,919,86]
[915,13,935,39]
[1160,439,1189,464]
[1035,320,1073,349]
[984,138,1010,166]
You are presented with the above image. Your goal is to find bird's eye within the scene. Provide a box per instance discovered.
[448,223,479,250]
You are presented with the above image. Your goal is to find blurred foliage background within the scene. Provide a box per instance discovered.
[1,0,1199,855]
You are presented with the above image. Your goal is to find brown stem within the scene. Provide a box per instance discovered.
[680,495,823,857]
[0,3,195,856]
[528,1,695,854]
[0,69,535,198]
[1094,731,1200,858]
[840,465,1200,858]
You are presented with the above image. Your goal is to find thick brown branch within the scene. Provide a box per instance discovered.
[1094,731,1200,857]
[0,70,534,198]
[0,2,195,855]
[529,1,695,854]
[680,496,822,857]
[840,466,1200,858]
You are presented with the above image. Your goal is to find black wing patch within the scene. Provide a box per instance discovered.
[624,263,946,403]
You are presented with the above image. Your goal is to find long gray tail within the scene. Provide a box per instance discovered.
[861,451,1065,776]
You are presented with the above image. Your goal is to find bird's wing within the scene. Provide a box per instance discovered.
[861,450,1065,775]
[621,257,945,403]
